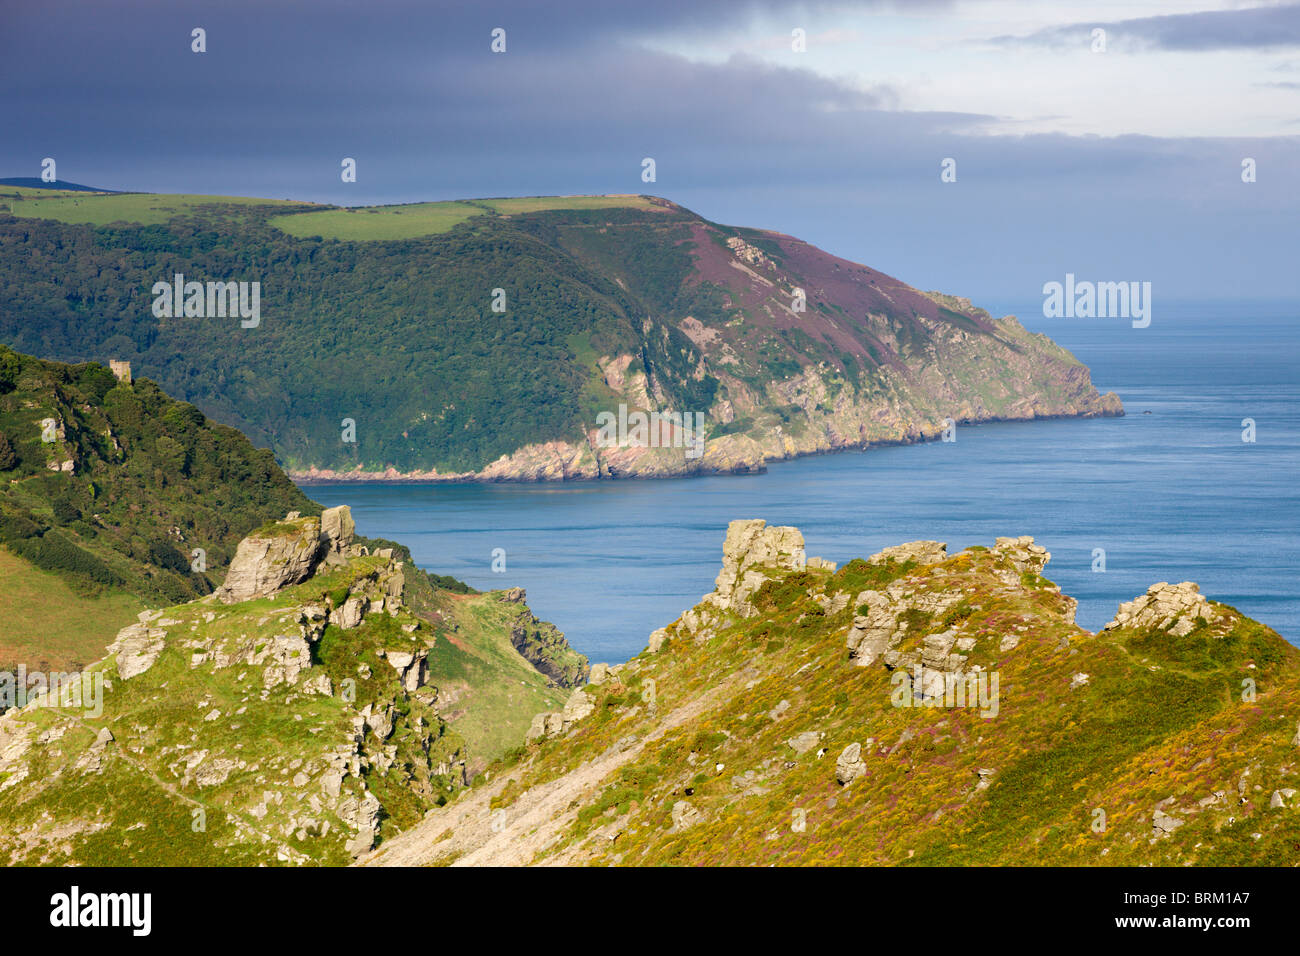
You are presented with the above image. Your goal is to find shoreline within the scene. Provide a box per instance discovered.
[291,405,1125,487]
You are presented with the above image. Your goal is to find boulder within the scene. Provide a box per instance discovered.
[217,515,323,604]
[108,623,167,679]
[787,731,821,755]
[526,712,549,742]
[385,649,427,693]
[835,743,866,785]
[320,505,355,552]
[335,595,369,629]
[671,800,700,831]
[562,687,596,726]
[1152,802,1184,838]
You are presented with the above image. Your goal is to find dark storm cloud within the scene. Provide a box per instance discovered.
[0,0,1297,301]
[993,3,1300,52]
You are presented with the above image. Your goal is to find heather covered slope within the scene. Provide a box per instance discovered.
[367,522,1299,867]
[0,187,1119,480]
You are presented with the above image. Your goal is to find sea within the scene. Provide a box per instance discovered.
[308,301,1299,663]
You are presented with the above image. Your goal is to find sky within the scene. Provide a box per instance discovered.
[1,0,1297,306]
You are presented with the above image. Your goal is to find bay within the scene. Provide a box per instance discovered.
[308,302,1299,663]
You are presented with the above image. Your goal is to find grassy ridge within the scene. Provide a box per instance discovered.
[461,541,1300,866]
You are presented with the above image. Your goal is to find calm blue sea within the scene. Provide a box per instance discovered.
[308,302,1299,663]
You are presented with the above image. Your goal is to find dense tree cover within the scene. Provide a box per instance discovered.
[0,203,725,473]
[0,345,315,601]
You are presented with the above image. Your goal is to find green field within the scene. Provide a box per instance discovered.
[1,189,305,225]
[478,195,662,215]
[270,195,663,241]
[0,546,141,669]
[270,201,485,240]
[1,186,663,239]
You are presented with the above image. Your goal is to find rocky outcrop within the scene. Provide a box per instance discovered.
[216,506,358,604]
[108,621,168,680]
[845,536,1064,684]
[217,515,322,604]
[526,687,597,741]
[1103,581,1223,636]
[503,590,590,688]
[655,519,837,650]
[869,540,947,566]
[320,505,356,557]
[836,743,866,785]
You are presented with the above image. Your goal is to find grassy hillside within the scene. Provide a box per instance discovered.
[426,591,566,770]
[0,504,590,866]
[3,189,306,226]
[0,545,140,670]
[0,186,1119,479]
[271,201,486,240]
[369,523,1300,867]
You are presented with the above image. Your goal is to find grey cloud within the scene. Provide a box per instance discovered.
[992,3,1300,52]
[0,0,1296,300]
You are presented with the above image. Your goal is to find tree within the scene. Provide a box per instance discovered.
[0,348,19,394]
[0,431,16,471]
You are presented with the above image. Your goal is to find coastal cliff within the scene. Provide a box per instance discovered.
[1,189,1119,483]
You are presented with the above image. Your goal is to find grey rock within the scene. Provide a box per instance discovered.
[562,687,595,726]
[320,505,356,552]
[787,731,821,755]
[217,515,323,604]
[835,743,866,785]
[671,800,701,831]
[109,623,167,679]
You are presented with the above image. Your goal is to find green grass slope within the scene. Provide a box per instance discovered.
[0,545,141,670]
[0,509,589,866]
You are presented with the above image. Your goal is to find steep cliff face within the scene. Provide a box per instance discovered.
[367,521,1298,868]
[501,587,591,688]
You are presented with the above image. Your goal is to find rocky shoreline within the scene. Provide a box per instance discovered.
[290,403,1124,485]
